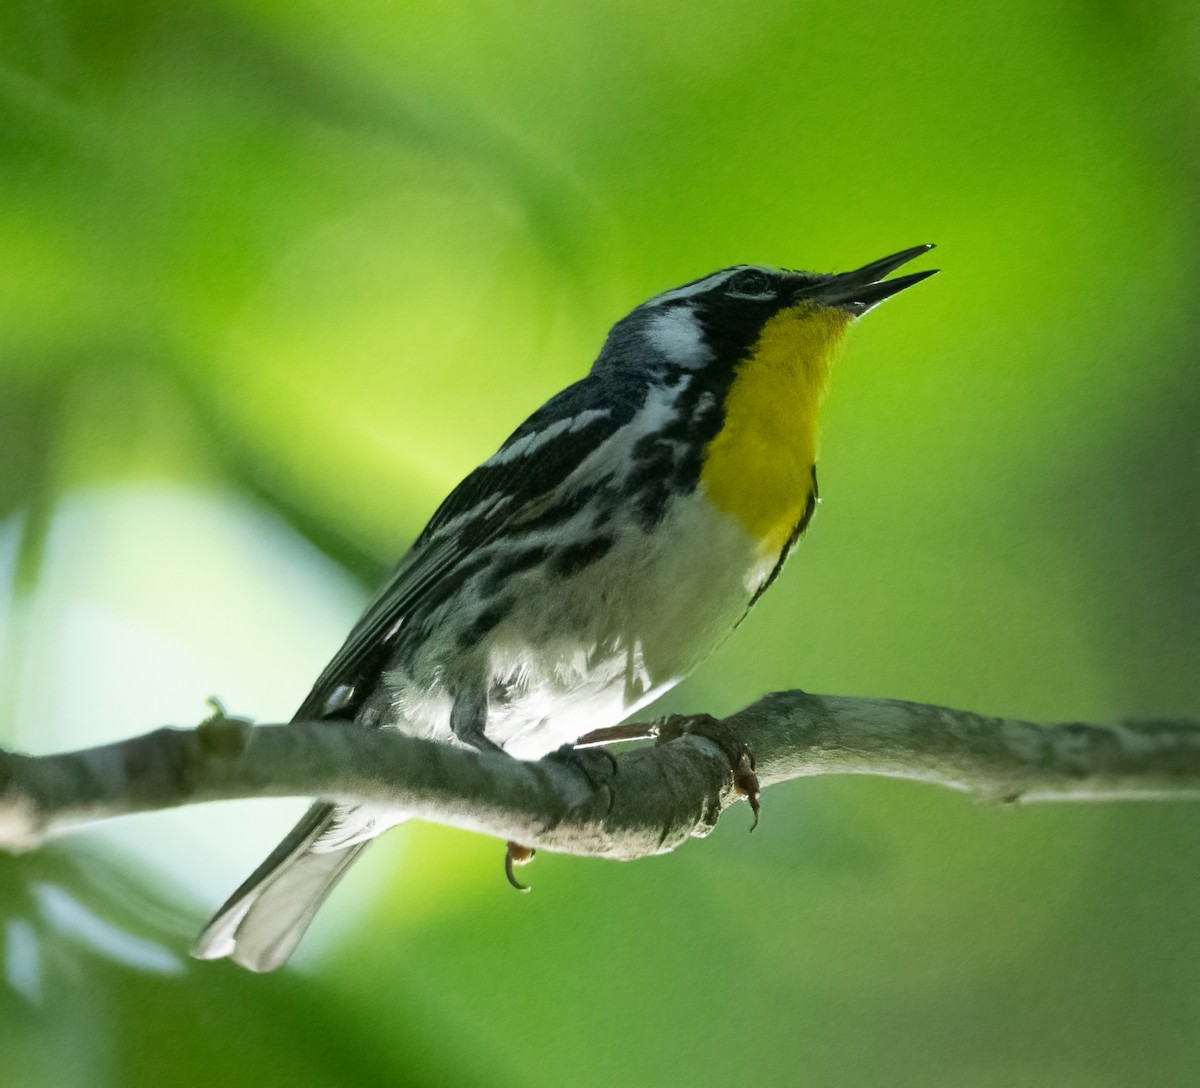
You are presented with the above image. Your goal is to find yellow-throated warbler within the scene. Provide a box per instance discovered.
[194,244,937,971]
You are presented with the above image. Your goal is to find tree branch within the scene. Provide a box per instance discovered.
[3,692,1199,859]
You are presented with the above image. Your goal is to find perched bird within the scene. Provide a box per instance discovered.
[194,245,937,971]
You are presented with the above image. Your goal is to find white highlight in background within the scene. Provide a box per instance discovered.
[2,484,392,966]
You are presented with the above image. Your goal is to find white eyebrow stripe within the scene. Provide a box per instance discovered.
[647,267,746,305]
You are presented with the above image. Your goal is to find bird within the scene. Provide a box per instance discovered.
[193,244,938,971]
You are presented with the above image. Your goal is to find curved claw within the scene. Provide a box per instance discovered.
[504,841,536,892]
[736,749,761,832]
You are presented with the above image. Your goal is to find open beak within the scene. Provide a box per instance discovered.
[797,244,938,315]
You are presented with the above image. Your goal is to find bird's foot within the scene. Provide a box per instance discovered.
[654,713,761,830]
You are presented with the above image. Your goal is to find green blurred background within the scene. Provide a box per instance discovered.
[2,1,1198,1085]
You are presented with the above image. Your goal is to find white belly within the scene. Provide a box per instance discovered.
[384,488,775,759]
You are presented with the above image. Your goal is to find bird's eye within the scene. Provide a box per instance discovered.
[726,269,773,297]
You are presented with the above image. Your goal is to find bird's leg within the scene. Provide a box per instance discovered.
[450,687,544,887]
[449,684,507,756]
[655,713,761,830]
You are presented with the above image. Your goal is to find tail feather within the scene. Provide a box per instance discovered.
[192,801,373,972]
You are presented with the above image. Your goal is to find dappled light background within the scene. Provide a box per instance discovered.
[2,1,1198,1085]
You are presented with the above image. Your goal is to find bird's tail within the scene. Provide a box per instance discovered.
[192,801,386,972]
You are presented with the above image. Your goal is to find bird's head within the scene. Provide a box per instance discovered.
[597,244,937,380]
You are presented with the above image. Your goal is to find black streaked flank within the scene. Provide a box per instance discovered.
[401,552,490,627]
[477,545,553,596]
[295,384,637,722]
[553,536,615,576]
[512,481,605,535]
[625,371,727,530]
[457,597,515,650]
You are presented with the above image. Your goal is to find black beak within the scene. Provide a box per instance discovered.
[797,244,938,315]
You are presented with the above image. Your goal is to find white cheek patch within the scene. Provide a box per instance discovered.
[645,308,712,368]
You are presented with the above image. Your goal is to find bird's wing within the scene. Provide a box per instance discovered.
[292,379,638,723]
[196,378,642,970]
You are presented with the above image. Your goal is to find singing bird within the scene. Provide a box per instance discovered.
[194,245,937,971]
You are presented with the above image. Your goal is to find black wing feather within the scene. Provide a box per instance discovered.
[292,378,639,724]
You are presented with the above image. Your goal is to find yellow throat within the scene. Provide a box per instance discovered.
[699,302,851,557]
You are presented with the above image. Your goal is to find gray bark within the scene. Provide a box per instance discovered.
[2,692,1199,858]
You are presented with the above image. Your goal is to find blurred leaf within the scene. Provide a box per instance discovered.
[0,843,497,1087]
